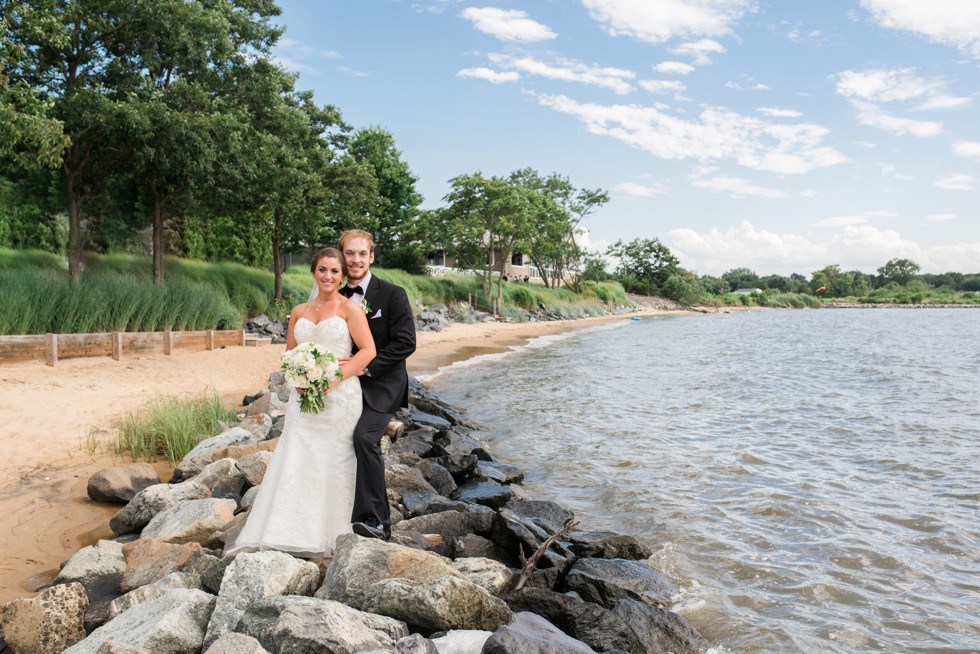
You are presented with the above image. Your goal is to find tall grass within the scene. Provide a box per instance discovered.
[112,389,232,466]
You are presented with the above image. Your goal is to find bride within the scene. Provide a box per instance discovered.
[228,247,376,558]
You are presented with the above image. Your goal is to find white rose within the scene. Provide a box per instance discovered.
[306,366,324,382]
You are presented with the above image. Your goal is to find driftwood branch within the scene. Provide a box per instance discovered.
[513,518,580,592]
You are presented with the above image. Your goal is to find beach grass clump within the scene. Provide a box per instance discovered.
[113,389,232,466]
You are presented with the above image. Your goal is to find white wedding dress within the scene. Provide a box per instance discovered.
[229,316,361,558]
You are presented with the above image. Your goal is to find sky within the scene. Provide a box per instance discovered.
[270,0,980,276]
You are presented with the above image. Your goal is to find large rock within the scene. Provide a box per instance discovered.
[120,539,217,592]
[2,582,88,654]
[63,589,216,654]
[237,414,274,439]
[482,611,597,654]
[394,508,494,557]
[364,575,512,633]
[54,540,127,630]
[189,458,246,501]
[108,572,205,620]
[140,498,237,545]
[110,482,211,535]
[320,534,511,632]
[394,633,439,653]
[490,500,576,570]
[385,462,439,498]
[87,464,161,503]
[475,461,524,485]
[203,633,270,654]
[451,480,513,510]
[416,459,457,497]
[93,643,153,654]
[171,427,262,482]
[562,557,677,608]
[236,596,407,653]
[450,557,513,596]
[566,531,653,561]
[235,451,272,487]
[202,550,319,650]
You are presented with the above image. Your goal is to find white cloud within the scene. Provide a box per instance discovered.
[614,182,666,197]
[934,173,976,190]
[925,213,957,222]
[670,39,727,65]
[860,0,980,58]
[537,94,848,174]
[277,38,342,60]
[487,54,636,94]
[835,68,940,102]
[758,107,802,118]
[953,141,980,160]
[666,221,980,275]
[725,79,771,91]
[582,0,752,44]
[811,214,870,228]
[879,163,914,180]
[654,61,695,75]
[689,167,784,198]
[639,79,687,94]
[915,94,973,110]
[459,7,557,42]
[456,67,521,84]
[850,100,942,137]
[270,55,320,75]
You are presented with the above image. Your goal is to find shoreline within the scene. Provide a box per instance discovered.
[0,305,694,605]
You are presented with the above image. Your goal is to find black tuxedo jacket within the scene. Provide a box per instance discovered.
[355,274,416,414]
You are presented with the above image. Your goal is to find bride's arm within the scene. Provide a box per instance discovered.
[285,303,308,351]
[338,304,376,382]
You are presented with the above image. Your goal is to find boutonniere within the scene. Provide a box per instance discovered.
[359,298,371,315]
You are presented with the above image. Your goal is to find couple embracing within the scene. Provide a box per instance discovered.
[229,229,416,558]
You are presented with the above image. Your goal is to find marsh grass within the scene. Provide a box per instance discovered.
[113,389,232,466]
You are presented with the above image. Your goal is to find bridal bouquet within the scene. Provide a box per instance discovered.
[281,341,343,414]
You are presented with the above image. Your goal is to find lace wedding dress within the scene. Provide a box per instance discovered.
[229,316,361,558]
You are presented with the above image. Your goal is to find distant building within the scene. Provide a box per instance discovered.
[733,288,763,295]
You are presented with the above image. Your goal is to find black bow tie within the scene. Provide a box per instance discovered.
[343,285,363,298]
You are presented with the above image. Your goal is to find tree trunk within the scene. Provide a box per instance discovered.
[272,207,283,301]
[152,189,166,286]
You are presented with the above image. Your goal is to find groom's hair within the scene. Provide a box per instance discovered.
[310,247,347,276]
[338,229,375,253]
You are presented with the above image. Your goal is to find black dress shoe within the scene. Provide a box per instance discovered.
[352,521,389,540]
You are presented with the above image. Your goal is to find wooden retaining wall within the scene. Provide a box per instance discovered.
[0,329,247,366]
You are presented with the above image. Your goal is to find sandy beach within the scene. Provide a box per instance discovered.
[0,306,686,605]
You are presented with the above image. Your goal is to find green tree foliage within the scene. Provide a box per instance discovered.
[810,265,869,297]
[348,126,423,267]
[721,267,760,292]
[606,237,679,294]
[662,270,704,304]
[877,258,921,287]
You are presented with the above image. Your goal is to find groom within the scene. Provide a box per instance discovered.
[339,229,416,540]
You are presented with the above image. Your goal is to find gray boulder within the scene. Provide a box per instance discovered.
[394,633,439,653]
[203,633,270,654]
[401,491,470,517]
[171,427,262,481]
[2,581,88,654]
[451,479,513,510]
[120,538,217,592]
[236,451,272,487]
[236,595,407,654]
[63,589,216,654]
[451,557,513,595]
[237,414,274,438]
[110,482,211,535]
[202,550,320,650]
[475,460,524,485]
[140,498,237,545]
[364,575,511,632]
[393,507,494,557]
[416,459,457,496]
[566,531,653,561]
[87,464,161,503]
[108,572,205,620]
[562,557,677,608]
[482,611,597,654]
[94,643,153,654]
[385,462,440,498]
[190,458,246,501]
[54,540,127,630]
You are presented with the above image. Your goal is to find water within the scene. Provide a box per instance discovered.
[423,309,980,653]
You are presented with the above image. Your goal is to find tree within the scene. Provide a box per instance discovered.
[662,270,703,305]
[348,127,423,266]
[877,258,920,287]
[721,267,760,292]
[606,237,679,293]
[440,172,531,304]
[508,168,608,290]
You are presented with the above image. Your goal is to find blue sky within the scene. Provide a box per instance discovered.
[271,1,980,276]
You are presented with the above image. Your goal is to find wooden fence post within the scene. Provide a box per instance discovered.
[111,331,123,361]
[45,333,58,367]
[238,329,246,346]
[164,329,173,355]
[206,330,215,351]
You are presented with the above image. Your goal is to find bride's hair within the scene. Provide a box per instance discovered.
[310,247,347,277]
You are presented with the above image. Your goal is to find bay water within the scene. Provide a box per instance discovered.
[422,308,980,653]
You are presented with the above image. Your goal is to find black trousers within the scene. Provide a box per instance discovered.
[351,406,392,529]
